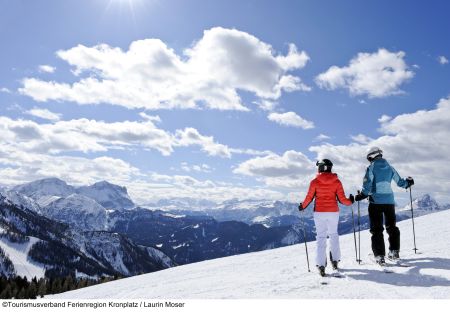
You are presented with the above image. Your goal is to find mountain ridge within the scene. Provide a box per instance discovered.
[47,208,450,299]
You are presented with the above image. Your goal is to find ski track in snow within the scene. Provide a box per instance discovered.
[0,234,46,279]
[48,210,450,299]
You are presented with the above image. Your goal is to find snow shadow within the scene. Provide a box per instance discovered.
[341,257,450,287]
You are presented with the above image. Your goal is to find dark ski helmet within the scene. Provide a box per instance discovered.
[316,159,333,173]
[366,146,383,162]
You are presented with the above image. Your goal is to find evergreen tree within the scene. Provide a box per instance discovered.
[11,285,19,299]
[62,275,73,292]
[16,287,26,299]
[0,284,12,299]
[28,281,37,299]
[51,278,62,294]
[37,278,47,298]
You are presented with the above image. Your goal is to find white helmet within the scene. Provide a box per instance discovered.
[366,146,383,161]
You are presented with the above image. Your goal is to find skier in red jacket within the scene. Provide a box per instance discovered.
[298,159,354,276]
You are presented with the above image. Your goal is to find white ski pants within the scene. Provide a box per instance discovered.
[313,212,340,267]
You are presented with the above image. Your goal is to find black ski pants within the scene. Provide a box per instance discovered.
[368,203,400,256]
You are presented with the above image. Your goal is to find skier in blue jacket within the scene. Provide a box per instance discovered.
[355,147,414,265]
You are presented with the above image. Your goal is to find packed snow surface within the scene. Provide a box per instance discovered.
[49,210,450,299]
[0,233,46,279]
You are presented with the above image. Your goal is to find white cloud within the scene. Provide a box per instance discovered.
[0,139,283,203]
[20,27,310,111]
[0,116,240,158]
[139,112,161,123]
[350,134,373,144]
[0,114,278,164]
[315,48,414,98]
[229,147,274,156]
[0,144,139,187]
[253,99,278,111]
[268,111,315,129]
[234,150,314,178]
[233,150,316,190]
[0,123,282,203]
[438,56,448,65]
[309,96,450,202]
[378,114,392,123]
[130,173,284,204]
[276,43,310,70]
[314,134,331,142]
[1,87,11,93]
[38,65,56,73]
[0,117,174,156]
[25,107,61,121]
[175,127,231,158]
[179,162,213,173]
[231,96,450,203]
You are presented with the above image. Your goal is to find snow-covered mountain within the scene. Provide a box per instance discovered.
[151,198,303,227]
[10,178,135,212]
[12,178,75,207]
[0,187,42,214]
[399,193,441,214]
[144,197,217,211]
[0,195,174,279]
[5,178,136,231]
[43,194,108,231]
[76,181,134,210]
[48,208,450,299]
[108,208,300,265]
[4,177,448,282]
[72,231,176,276]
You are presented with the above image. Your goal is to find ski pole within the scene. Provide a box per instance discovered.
[357,191,362,264]
[300,210,311,272]
[350,203,358,262]
[409,186,418,254]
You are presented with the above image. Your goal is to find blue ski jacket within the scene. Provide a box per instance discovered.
[360,158,408,204]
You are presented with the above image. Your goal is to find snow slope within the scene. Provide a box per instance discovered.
[0,232,46,279]
[48,209,450,299]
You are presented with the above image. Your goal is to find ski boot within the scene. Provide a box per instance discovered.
[375,255,386,266]
[318,266,326,277]
[387,250,399,260]
[331,260,339,271]
[329,251,339,270]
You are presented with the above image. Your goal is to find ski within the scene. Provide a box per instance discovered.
[368,254,394,273]
[386,258,411,267]
[372,262,394,273]
[374,263,394,274]
[317,271,345,285]
[330,269,345,278]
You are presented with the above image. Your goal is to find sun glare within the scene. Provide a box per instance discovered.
[103,0,151,24]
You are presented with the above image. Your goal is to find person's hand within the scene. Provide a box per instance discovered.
[355,193,367,202]
[406,177,414,188]
[349,194,355,204]
[298,203,304,211]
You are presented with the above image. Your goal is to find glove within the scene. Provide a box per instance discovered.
[406,177,414,188]
[354,192,367,202]
[349,194,355,204]
[298,203,304,211]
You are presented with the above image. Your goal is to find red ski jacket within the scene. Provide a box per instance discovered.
[300,172,352,212]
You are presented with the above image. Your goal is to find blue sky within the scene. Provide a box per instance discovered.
[1,0,449,205]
